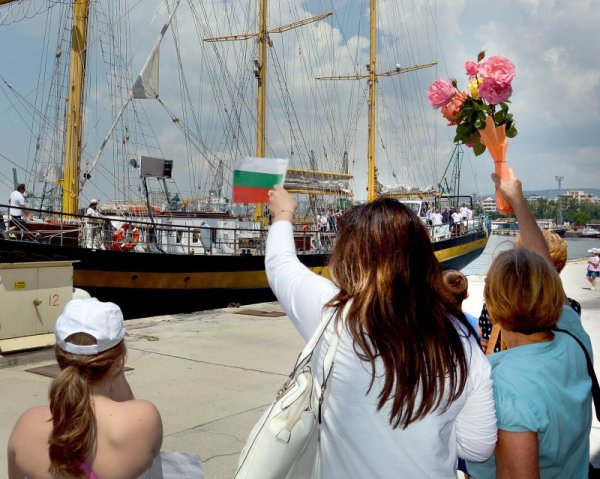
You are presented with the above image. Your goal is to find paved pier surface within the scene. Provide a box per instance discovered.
[1,259,599,477]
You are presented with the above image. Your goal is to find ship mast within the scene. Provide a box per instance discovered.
[367,0,377,203]
[256,0,267,161]
[205,4,331,220]
[316,3,436,202]
[0,0,89,214]
[60,0,90,215]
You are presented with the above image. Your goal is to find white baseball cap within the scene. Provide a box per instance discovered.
[55,298,126,355]
[90,199,98,204]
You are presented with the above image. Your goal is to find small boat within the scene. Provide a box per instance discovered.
[580,224,600,238]
[536,219,566,238]
[491,219,519,236]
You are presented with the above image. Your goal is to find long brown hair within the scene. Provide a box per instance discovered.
[48,334,126,477]
[327,198,470,428]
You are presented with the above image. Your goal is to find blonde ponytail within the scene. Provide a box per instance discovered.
[48,334,126,477]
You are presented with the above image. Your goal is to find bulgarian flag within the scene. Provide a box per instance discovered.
[232,156,289,203]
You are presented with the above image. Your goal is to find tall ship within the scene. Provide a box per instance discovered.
[0,0,488,318]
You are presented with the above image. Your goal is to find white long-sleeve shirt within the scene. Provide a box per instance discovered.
[265,220,496,478]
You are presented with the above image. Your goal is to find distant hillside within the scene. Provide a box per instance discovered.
[479,188,600,199]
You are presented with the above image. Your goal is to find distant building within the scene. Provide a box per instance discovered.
[526,194,546,202]
[480,196,497,213]
[557,190,599,204]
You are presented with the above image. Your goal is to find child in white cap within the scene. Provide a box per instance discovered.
[7,298,163,479]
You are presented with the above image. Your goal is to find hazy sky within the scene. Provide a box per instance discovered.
[0,0,598,205]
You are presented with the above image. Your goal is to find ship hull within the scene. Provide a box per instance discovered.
[0,229,487,319]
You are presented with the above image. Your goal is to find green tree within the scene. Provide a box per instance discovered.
[573,211,592,225]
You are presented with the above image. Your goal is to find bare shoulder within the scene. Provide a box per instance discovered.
[8,406,52,477]
[96,398,163,452]
[119,398,162,420]
[9,406,51,440]
[101,398,162,427]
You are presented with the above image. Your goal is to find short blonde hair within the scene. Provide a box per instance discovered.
[484,249,563,333]
[514,229,567,272]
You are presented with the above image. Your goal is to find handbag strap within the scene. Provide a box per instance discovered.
[291,307,337,375]
[318,320,342,423]
[287,306,345,424]
[554,328,600,421]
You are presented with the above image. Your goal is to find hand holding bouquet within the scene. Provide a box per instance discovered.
[428,51,517,214]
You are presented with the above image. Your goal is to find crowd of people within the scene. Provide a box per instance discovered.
[424,201,473,235]
[265,166,593,478]
[6,166,595,478]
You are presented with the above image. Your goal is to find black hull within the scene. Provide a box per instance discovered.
[0,230,487,319]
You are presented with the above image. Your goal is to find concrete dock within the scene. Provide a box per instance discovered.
[1,259,600,477]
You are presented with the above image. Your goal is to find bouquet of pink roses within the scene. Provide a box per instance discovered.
[428,51,517,214]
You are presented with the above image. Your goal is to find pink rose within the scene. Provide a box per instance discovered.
[441,91,468,125]
[427,79,454,109]
[478,78,513,105]
[465,61,479,78]
[478,55,515,85]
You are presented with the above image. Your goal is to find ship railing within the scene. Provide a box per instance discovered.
[0,203,336,255]
[426,215,486,241]
[0,204,83,247]
[0,202,485,254]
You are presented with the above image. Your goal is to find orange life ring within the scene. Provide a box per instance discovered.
[112,224,140,251]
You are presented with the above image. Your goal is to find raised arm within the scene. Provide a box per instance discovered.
[492,169,550,262]
[492,168,567,304]
[265,186,338,340]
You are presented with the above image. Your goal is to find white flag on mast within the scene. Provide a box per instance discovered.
[132,44,160,99]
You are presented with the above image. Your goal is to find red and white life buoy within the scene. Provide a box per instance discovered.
[112,224,140,251]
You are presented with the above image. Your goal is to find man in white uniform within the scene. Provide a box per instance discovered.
[8,183,28,234]
[85,199,104,248]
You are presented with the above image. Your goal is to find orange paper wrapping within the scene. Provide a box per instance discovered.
[478,116,513,215]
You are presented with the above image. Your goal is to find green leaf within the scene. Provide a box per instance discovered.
[455,123,470,136]
[460,106,474,118]
[506,126,518,138]
[473,142,486,156]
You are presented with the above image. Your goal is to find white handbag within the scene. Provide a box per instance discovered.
[235,309,340,479]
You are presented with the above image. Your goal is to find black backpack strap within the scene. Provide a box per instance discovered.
[554,328,600,421]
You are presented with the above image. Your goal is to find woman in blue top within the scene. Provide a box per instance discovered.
[468,168,592,478]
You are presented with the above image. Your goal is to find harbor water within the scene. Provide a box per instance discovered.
[461,235,600,276]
